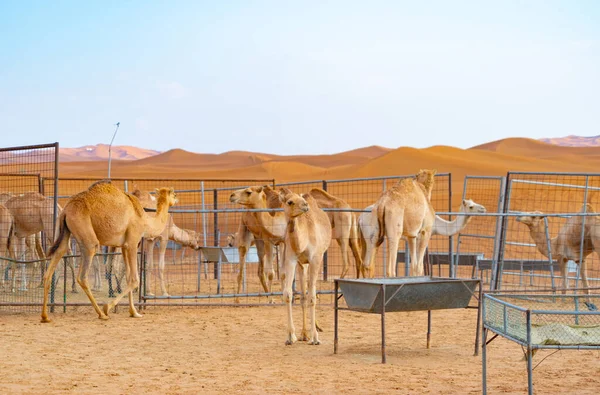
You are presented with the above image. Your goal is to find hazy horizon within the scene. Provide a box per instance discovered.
[1,1,599,155]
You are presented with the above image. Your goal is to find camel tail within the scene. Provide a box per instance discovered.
[376,205,386,247]
[48,214,70,257]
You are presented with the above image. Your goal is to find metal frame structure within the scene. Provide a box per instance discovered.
[482,289,600,395]
[334,276,482,363]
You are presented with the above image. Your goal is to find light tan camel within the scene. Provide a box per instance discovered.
[40,180,177,322]
[229,185,286,303]
[279,188,332,345]
[358,198,487,267]
[516,204,596,297]
[307,188,362,278]
[362,170,436,278]
[4,192,77,292]
[0,203,15,289]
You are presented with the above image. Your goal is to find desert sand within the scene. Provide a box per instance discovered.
[1,305,600,394]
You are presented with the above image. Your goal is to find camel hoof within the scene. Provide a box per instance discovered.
[309,340,321,346]
[130,312,143,318]
[72,289,79,294]
[146,292,155,297]
[40,316,51,323]
[99,314,109,320]
[299,333,309,342]
[285,340,294,346]
[162,293,170,297]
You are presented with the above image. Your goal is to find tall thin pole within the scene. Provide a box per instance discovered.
[108,122,120,179]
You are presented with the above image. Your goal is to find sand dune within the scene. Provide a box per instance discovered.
[58,138,600,185]
[60,144,160,162]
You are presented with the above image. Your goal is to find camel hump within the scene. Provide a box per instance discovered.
[308,188,348,209]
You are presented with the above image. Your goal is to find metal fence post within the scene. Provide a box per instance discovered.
[448,173,454,278]
[322,180,328,281]
[213,189,219,279]
[494,173,512,291]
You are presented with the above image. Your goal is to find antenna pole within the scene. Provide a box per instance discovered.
[108,122,120,179]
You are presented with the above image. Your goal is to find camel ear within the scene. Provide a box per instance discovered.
[462,199,468,206]
[431,169,437,175]
[278,190,286,203]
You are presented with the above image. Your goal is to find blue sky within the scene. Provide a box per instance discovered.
[0,1,598,155]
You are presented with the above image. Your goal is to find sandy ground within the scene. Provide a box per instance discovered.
[2,304,600,394]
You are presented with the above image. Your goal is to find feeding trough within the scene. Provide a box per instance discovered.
[334,276,482,363]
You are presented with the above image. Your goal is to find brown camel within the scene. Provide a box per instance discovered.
[362,169,436,278]
[307,188,362,278]
[40,180,177,322]
[516,204,596,297]
[104,189,201,297]
[229,185,286,303]
[279,188,332,345]
[4,192,77,292]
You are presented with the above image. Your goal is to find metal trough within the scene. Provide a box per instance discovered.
[334,276,482,363]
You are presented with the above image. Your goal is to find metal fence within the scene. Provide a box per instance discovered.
[0,143,59,312]
[495,172,600,293]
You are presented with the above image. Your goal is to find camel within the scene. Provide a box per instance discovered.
[362,170,436,278]
[227,231,284,283]
[40,180,177,322]
[358,198,486,264]
[229,185,286,303]
[104,188,201,297]
[4,192,77,293]
[516,204,596,302]
[0,203,15,289]
[307,188,362,278]
[279,188,332,345]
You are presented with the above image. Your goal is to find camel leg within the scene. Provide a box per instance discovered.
[338,237,350,279]
[282,250,298,345]
[361,237,377,278]
[560,259,568,295]
[308,259,321,345]
[349,232,363,279]
[387,236,401,278]
[91,254,101,291]
[34,233,45,288]
[297,263,309,341]
[415,230,431,277]
[145,239,155,296]
[157,237,169,296]
[263,240,276,303]
[103,245,143,318]
[236,244,248,303]
[41,232,73,323]
[407,236,420,276]
[76,243,109,320]
[10,237,26,292]
[68,250,77,293]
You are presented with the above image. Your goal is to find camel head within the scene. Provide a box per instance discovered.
[155,187,178,208]
[416,169,437,190]
[462,199,486,214]
[132,189,158,210]
[229,186,266,206]
[188,230,202,249]
[226,233,237,247]
[279,188,309,218]
[516,211,546,229]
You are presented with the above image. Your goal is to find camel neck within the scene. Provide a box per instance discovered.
[433,212,470,236]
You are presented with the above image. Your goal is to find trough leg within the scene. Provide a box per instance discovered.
[381,284,386,364]
[482,326,488,395]
[334,280,339,355]
[427,310,431,349]
[474,280,482,356]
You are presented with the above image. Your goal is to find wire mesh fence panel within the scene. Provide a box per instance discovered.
[455,176,506,287]
[41,178,274,309]
[497,172,600,293]
[0,143,59,312]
